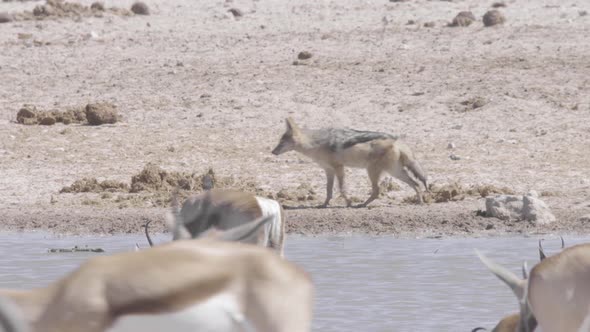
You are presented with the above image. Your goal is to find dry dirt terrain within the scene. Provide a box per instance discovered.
[0,0,589,238]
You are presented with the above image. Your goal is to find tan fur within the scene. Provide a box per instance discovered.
[527,243,590,332]
[272,118,428,207]
[477,242,590,332]
[491,313,519,332]
[0,238,313,332]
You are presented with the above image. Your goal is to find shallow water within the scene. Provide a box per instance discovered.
[0,232,584,331]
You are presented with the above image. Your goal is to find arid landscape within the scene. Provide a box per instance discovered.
[1,0,589,238]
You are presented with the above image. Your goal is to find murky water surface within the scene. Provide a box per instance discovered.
[0,232,585,331]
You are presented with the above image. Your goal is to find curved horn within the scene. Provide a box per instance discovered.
[0,296,29,332]
[475,250,526,300]
[560,236,565,249]
[538,239,547,261]
[143,219,154,247]
[471,328,487,332]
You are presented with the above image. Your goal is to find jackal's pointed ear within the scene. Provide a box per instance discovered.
[285,117,297,133]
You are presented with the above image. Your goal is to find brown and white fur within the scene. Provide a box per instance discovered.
[271,118,428,208]
[474,237,567,332]
[142,189,286,258]
[0,217,313,332]
[476,240,590,332]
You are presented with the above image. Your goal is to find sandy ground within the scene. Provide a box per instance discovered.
[0,0,589,238]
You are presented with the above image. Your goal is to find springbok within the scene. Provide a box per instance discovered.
[0,216,313,332]
[472,238,566,332]
[476,240,590,332]
[142,189,286,257]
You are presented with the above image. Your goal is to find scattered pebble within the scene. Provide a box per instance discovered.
[483,10,505,26]
[90,2,104,11]
[447,142,456,149]
[298,51,313,60]
[449,11,476,27]
[491,2,506,8]
[227,8,243,18]
[450,154,461,161]
[423,22,435,28]
[85,103,118,125]
[485,224,494,230]
[580,10,588,17]
[0,12,13,23]
[131,1,150,15]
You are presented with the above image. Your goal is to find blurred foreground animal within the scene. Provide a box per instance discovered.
[0,216,313,332]
[141,189,286,257]
[476,239,590,332]
[271,118,428,207]
[472,237,566,332]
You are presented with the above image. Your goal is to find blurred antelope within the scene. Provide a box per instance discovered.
[473,238,565,332]
[0,216,313,332]
[142,189,286,257]
[476,239,590,332]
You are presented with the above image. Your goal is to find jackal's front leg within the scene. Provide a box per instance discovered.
[320,169,335,208]
[335,166,352,207]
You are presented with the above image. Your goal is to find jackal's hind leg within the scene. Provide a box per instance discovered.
[320,169,335,208]
[358,166,382,208]
[335,166,351,207]
[390,167,423,204]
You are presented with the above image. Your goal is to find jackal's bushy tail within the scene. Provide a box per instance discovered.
[404,158,429,191]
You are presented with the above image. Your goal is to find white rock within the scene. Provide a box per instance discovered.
[522,195,556,225]
[485,195,523,221]
[484,193,555,225]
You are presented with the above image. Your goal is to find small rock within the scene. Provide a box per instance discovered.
[526,190,539,198]
[447,142,456,149]
[579,214,590,223]
[580,10,588,17]
[0,12,13,23]
[18,33,33,40]
[485,223,494,230]
[406,19,416,25]
[131,1,150,15]
[450,154,461,161]
[298,51,313,60]
[423,22,436,28]
[90,2,105,11]
[450,11,476,27]
[483,10,505,27]
[39,117,56,126]
[522,195,556,225]
[492,2,506,8]
[85,103,118,125]
[228,8,243,18]
[16,105,37,124]
[485,195,524,221]
[451,124,463,130]
[485,194,555,225]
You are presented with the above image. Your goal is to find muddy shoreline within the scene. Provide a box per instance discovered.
[2,195,588,238]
